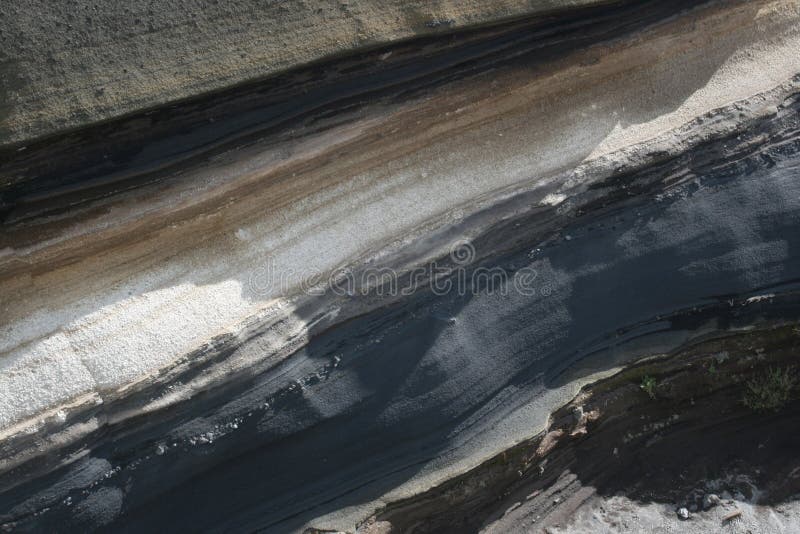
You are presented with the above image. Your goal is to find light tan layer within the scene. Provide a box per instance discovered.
[0,0,613,147]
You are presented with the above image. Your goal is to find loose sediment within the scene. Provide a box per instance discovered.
[1,0,800,532]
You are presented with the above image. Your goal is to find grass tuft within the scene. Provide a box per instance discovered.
[640,375,657,400]
[742,366,797,412]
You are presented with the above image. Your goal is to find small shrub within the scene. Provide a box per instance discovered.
[640,375,657,400]
[742,367,797,412]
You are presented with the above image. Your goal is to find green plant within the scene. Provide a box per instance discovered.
[640,375,657,400]
[742,366,797,412]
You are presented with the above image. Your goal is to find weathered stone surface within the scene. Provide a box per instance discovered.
[0,0,613,147]
[375,326,800,533]
[1,0,800,532]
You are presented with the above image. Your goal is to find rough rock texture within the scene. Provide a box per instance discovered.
[372,325,800,533]
[1,0,800,532]
[0,0,613,147]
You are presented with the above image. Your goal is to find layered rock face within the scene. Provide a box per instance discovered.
[0,0,612,146]
[1,0,800,532]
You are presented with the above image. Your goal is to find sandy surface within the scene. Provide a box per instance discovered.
[0,0,612,147]
[553,496,800,534]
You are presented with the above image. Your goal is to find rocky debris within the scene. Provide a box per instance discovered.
[722,509,743,524]
[703,493,720,510]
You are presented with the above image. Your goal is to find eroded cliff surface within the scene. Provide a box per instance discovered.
[1,0,799,532]
[0,0,613,147]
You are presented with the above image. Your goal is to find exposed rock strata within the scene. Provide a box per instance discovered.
[370,324,800,533]
[0,0,617,147]
[1,0,800,532]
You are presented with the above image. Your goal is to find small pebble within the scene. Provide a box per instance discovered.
[572,406,584,422]
[677,507,690,520]
[704,493,721,509]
